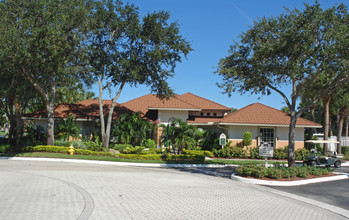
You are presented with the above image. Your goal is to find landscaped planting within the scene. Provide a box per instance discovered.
[236,164,333,179]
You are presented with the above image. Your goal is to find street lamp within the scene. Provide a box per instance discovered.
[166,117,176,160]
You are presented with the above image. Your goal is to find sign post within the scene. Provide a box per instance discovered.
[219,133,226,149]
[258,143,274,168]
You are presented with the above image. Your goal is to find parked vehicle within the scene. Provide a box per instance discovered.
[303,140,343,168]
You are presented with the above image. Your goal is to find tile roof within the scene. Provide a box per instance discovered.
[219,103,321,127]
[122,93,230,112]
[24,99,134,120]
[177,93,231,111]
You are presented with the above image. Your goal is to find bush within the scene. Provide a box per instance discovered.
[236,164,332,179]
[182,150,214,158]
[117,154,205,162]
[110,144,133,152]
[212,146,248,158]
[143,139,157,148]
[242,131,252,147]
[295,148,310,160]
[272,147,288,159]
[0,144,11,154]
[248,147,262,159]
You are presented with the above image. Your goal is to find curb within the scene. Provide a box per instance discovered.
[230,172,349,186]
[0,156,229,168]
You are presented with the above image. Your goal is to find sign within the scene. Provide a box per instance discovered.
[259,143,274,157]
[219,133,226,146]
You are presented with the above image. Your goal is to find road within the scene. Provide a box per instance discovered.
[0,159,347,219]
[266,166,349,210]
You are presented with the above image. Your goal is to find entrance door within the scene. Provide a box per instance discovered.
[259,128,275,147]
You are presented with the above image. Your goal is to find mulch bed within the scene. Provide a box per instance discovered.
[243,173,337,181]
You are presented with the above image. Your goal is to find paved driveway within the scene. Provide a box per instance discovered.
[0,159,348,220]
[266,166,349,210]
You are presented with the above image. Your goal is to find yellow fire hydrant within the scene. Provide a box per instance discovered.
[68,145,75,155]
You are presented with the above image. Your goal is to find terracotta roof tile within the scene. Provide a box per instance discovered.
[220,103,321,127]
[24,99,134,120]
[122,93,230,113]
[177,93,231,111]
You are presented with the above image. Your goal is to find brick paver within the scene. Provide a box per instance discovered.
[0,160,346,220]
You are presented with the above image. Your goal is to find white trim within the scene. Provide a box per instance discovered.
[148,107,201,111]
[219,122,321,128]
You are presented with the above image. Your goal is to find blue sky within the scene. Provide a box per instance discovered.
[93,0,345,110]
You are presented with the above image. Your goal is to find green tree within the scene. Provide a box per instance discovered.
[112,112,153,146]
[57,115,81,141]
[242,131,252,147]
[160,118,196,154]
[88,0,192,148]
[216,3,349,167]
[0,0,93,146]
[330,89,349,153]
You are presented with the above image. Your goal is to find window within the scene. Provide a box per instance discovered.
[259,128,275,147]
[207,113,210,116]
[200,112,204,116]
[213,113,217,116]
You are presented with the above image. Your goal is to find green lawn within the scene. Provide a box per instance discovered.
[2,152,288,165]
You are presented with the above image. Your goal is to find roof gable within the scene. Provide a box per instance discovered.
[122,93,230,113]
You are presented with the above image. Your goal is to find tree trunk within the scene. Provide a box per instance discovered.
[345,116,349,137]
[337,115,344,154]
[310,104,316,124]
[46,101,55,145]
[288,110,298,168]
[322,96,331,155]
[14,97,23,148]
[98,79,125,149]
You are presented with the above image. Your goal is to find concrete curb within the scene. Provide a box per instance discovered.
[0,156,230,168]
[230,172,349,186]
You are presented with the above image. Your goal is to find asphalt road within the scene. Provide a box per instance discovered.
[266,166,349,210]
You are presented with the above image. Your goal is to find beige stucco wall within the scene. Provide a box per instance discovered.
[158,110,188,123]
[225,125,305,149]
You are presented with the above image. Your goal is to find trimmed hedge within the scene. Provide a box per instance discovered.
[117,153,205,162]
[182,149,214,158]
[236,164,333,179]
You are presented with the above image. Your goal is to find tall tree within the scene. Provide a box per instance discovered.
[0,0,93,145]
[216,3,349,167]
[88,0,192,148]
[331,88,349,153]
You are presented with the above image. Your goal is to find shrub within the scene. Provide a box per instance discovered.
[272,147,287,159]
[267,168,283,179]
[212,146,247,158]
[248,147,262,159]
[236,165,332,179]
[110,144,133,152]
[143,139,157,148]
[182,150,214,158]
[295,148,310,160]
[0,144,11,154]
[242,131,252,147]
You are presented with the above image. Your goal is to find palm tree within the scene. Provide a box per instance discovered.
[160,118,196,154]
[57,115,81,141]
[112,112,153,146]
